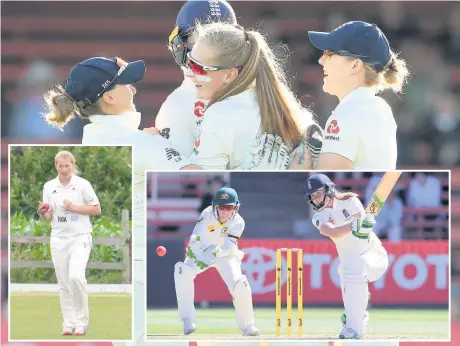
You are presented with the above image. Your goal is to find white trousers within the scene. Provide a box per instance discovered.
[50,233,92,329]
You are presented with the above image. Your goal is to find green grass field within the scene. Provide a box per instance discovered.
[147,307,449,340]
[10,292,132,340]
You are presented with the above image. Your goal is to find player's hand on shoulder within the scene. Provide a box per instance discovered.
[287,144,313,170]
[287,123,323,170]
[240,133,290,170]
[304,123,323,166]
[143,127,160,135]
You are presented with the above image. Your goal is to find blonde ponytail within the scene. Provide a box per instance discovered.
[43,84,103,131]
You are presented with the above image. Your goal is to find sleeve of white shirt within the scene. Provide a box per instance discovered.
[82,181,100,206]
[350,195,365,216]
[219,217,245,255]
[190,208,211,239]
[42,182,50,204]
[155,89,192,144]
[139,134,190,169]
[321,110,362,161]
[311,211,330,229]
[189,107,230,170]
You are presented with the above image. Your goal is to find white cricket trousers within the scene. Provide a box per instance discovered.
[50,233,92,329]
[175,253,244,323]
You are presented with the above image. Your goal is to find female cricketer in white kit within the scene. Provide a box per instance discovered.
[307,21,410,170]
[174,187,260,336]
[158,0,238,158]
[37,150,101,336]
[162,0,316,170]
[305,174,389,339]
[184,21,323,170]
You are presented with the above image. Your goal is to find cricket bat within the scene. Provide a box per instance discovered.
[365,172,402,216]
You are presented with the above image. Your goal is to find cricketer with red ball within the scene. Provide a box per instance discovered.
[37,150,101,336]
[174,187,260,336]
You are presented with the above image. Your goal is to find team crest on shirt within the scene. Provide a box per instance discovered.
[221,227,228,235]
[194,101,206,117]
[325,120,340,141]
[208,225,215,232]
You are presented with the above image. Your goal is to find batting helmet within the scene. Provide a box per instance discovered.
[168,0,237,66]
[305,174,335,211]
[212,187,240,219]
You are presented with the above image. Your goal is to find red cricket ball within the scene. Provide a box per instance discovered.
[156,246,167,257]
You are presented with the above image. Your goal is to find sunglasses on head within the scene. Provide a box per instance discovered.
[217,205,235,211]
[186,52,243,76]
[323,50,368,59]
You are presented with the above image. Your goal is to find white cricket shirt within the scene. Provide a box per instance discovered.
[189,88,261,170]
[312,196,382,258]
[191,206,245,253]
[82,112,190,222]
[43,175,100,237]
[322,87,397,169]
[155,78,198,158]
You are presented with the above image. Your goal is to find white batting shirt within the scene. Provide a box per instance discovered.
[43,175,99,237]
[189,88,261,170]
[155,78,199,158]
[322,87,397,169]
[312,196,383,258]
[191,206,245,255]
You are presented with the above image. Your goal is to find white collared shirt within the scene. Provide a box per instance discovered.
[189,88,261,170]
[321,87,397,169]
[155,78,200,158]
[43,175,99,237]
[82,112,190,221]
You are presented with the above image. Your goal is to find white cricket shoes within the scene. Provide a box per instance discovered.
[242,324,260,336]
[182,318,196,335]
[339,327,359,339]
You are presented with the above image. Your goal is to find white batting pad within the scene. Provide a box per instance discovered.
[232,275,255,331]
[343,279,369,337]
[174,261,197,322]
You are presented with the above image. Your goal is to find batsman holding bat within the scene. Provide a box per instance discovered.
[174,187,260,336]
[305,173,395,339]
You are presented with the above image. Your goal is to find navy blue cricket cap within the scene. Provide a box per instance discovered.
[308,21,391,72]
[64,57,146,108]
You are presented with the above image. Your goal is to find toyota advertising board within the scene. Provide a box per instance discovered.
[193,240,449,306]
